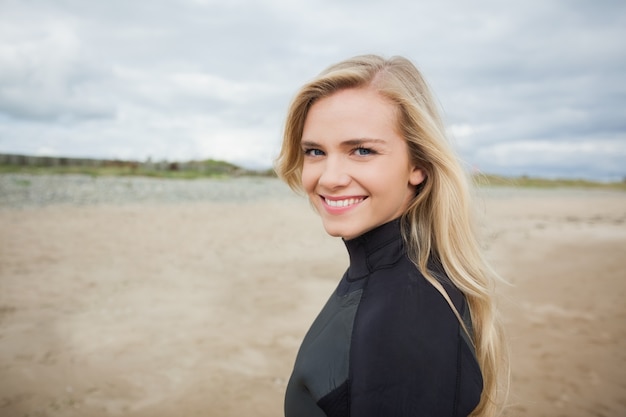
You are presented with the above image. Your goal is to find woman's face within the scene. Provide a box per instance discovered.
[300,87,425,240]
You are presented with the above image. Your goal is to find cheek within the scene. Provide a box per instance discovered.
[368,168,411,197]
[357,168,393,192]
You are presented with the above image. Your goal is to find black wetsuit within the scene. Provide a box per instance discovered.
[284,219,483,417]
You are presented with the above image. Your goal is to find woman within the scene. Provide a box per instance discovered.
[276,55,507,417]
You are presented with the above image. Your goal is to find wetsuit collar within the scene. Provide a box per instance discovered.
[343,218,405,281]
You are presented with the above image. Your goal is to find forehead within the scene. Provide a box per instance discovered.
[302,88,400,143]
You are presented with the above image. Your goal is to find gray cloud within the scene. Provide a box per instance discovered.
[0,0,624,179]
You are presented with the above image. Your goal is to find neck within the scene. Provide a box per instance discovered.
[343,219,405,281]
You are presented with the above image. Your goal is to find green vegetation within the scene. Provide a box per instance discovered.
[0,164,219,179]
[473,174,626,191]
[11,178,32,187]
[0,158,276,179]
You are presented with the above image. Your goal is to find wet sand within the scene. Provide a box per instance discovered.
[0,177,625,416]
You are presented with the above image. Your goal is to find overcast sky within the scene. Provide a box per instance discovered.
[1,0,625,180]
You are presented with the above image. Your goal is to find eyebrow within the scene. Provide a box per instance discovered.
[301,138,387,148]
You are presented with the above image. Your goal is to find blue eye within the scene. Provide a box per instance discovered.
[304,148,325,156]
[355,147,373,156]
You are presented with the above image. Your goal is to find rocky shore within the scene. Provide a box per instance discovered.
[0,174,296,208]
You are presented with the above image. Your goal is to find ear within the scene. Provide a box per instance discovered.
[409,166,426,186]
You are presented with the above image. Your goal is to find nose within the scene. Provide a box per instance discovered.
[318,155,351,189]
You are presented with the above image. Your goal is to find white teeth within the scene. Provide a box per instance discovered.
[325,197,364,207]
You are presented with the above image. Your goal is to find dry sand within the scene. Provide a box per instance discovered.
[0,178,625,416]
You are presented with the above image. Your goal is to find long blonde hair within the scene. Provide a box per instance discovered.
[275,54,508,416]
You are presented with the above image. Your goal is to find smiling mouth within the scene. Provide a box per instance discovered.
[322,196,367,208]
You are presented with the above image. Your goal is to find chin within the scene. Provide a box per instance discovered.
[322,225,346,238]
[321,221,361,241]
[321,220,346,237]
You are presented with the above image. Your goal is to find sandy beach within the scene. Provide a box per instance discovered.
[1,175,625,417]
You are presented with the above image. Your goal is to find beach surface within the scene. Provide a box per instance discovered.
[1,175,625,416]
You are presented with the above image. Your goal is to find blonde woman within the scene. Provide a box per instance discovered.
[276,55,507,417]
